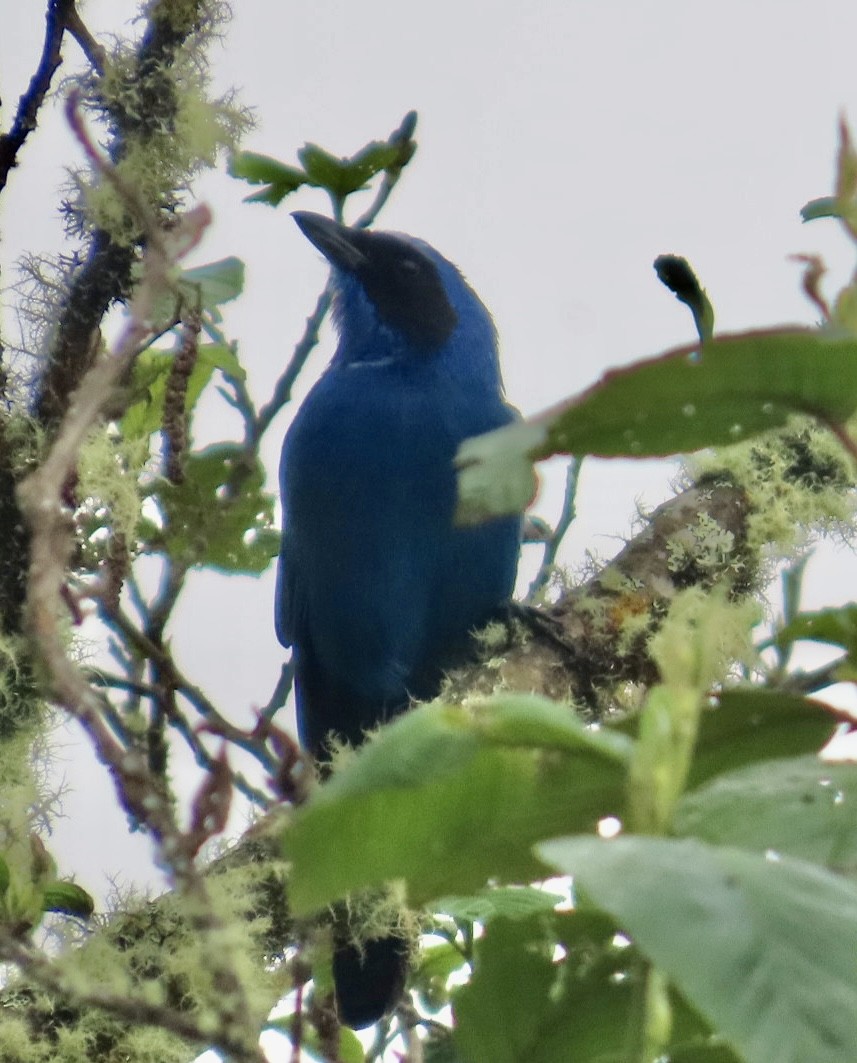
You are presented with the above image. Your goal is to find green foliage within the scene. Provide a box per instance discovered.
[676,755,857,870]
[141,443,279,572]
[776,602,857,679]
[229,110,417,208]
[122,343,243,440]
[284,694,630,914]
[456,329,857,522]
[537,836,857,1063]
[0,839,94,931]
[282,635,857,1059]
[41,880,96,919]
[653,254,716,342]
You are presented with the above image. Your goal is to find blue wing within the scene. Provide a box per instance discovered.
[275,360,519,751]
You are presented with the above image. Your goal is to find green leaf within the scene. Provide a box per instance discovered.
[537,835,857,1063]
[457,328,857,520]
[801,196,841,222]
[413,940,468,1013]
[454,421,546,525]
[229,112,416,207]
[283,696,628,915]
[688,690,842,789]
[298,137,410,200]
[453,911,661,1063]
[122,343,243,440]
[228,152,307,206]
[0,854,9,896]
[676,755,857,873]
[178,257,245,320]
[654,254,715,342]
[145,443,279,573]
[434,886,565,923]
[453,916,559,1063]
[777,603,857,677]
[41,881,95,919]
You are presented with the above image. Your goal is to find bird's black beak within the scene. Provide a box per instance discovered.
[292,211,369,272]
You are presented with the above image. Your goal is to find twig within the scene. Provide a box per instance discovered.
[0,0,74,193]
[526,456,583,601]
[100,602,279,773]
[65,3,107,73]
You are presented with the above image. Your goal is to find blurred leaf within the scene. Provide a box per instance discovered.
[676,755,857,873]
[776,603,857,678]
[283,696,628,915]
[423,1029,464,1063]
[416,939,467,986]
[537,835,857,1063]
[615,689,841,792]
[0,855,8,896]
[434,886,565,923]
[229,152,307,205]
[144,443,279,573]
[687,689,842,789]
[452,909,709,1063]
[178,257,245,321]
[299,141,402,199]
[454,421,544,526]
[42,881,95,919]
[457,328,857,520]
[452,916,558,1063]
[801,197,840,222]
[122,343,243,440]
[668,1047,743,1063]
[654,254,715,342]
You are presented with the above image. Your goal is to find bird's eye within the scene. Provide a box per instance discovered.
[398,257,421,277]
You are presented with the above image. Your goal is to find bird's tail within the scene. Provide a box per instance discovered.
[332,927,411,1029]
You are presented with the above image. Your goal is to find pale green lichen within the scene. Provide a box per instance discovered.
[473,618,516,654]
[689,419,856,561]
[77,428,149,546]
[648,586,761,692]
[2,849,291,1061]
[338,881,420,964]
[665,511,736,575]
[71,2,251,247]
[0,631,44,739]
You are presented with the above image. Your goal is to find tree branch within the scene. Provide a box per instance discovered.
[0,0,74,193]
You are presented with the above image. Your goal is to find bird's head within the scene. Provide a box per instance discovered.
[292,211,497,365]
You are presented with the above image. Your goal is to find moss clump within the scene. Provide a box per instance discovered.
[689,420,855,560]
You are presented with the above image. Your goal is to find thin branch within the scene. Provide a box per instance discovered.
[526,456,583,601]
[100,602,279,773]
[0,0,73,193]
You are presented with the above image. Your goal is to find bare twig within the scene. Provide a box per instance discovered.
[0,0,73,193]
[526,456,583,601]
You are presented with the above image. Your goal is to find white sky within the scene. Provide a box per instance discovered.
[4,0,857,913]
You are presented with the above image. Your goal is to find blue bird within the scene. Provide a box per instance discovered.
[276,211,521,1027]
